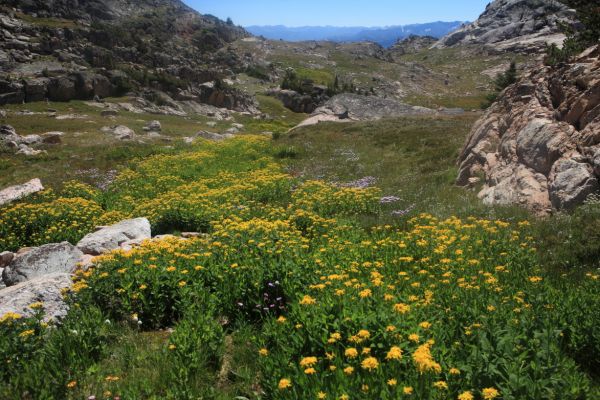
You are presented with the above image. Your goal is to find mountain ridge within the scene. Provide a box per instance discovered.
[246,21,466,47]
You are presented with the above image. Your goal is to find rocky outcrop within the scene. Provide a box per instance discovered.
[0,178,44,206]
[197,82,259,113]
[457,46,600,212]
[0,1,253,111]
[389,35,437,56]
[293,93,462,129]
[2,242,84,286]
[433,0,577,53]
[100,125,135,140]
[266,88,327,114]
[0,273,72,321]
[194,131,235,142]
[76,218,151,255]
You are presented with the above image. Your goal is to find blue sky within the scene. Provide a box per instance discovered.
[184,0,490,27]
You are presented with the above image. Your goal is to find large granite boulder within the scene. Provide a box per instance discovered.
[77,218,151,255]
[457,46,600,212]
[0,273,72,321]
[2,242,83,286]
[0,178,44,207]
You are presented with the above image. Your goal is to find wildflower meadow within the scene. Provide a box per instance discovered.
[0,136,598,399]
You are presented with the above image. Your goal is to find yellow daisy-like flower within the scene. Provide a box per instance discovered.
[387,378,397,386]
[19,329,35,338]
[258,348,269,356]
[359,289,372,298]
[386,346,403,360]
[433,380,448,390]
[304,367,317,375]
[403,386,414,395]
[482,387,500,399]
[300,356,318,367]
[449,368,461,375]
[393,303,411,314]
[361,356,379,371]
[300,295,317,305]
[357,329,370,339]
[408,333,420,343]
[317,391,327,399]
[458,391,474,400]
[345,348,359,358]
[278,378,292,390]
[343,366,354,375]
[28,302,44,310]
[66,381,77,389]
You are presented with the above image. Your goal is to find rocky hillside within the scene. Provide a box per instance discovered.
[388,35,437,56]
[0,0,256,112]
[434,0,577,53]
[457,45,600,212]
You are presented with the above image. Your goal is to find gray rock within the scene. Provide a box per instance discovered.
[20,134,42,145]
[0,49,10,66]
[48,76,76,101]
[101,125,135,140]
[77,218,151,255]
[0,178,44,206]
[516,119,568,175]
[23,77,49,102]
[101,109,118,117]
[0,273,72,321]
[16,144,46,156]
[195,131,233,141]
[293,93,440,129]
[550,158,599,209]
[2,242,83,286]
[144,120,161,132]
[41,131,63,144]
[433,0,576,53]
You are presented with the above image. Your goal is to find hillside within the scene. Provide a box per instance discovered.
[0,0,253,111]
[433,0,577,52]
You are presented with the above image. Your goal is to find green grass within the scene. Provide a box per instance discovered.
[0,99,257,188]
[276,115,529,222]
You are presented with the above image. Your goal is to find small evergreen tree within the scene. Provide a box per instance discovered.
[482,61,518,109]
[545,0,600,65]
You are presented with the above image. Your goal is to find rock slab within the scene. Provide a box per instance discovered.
[0,178,44,206]
[0,273,72,321]
[77,218,151,255]
[2,242,83,286]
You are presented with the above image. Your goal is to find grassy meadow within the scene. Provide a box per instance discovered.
[0,130,599,399]
[0,43,598,399]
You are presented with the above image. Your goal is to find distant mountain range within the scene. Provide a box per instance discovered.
[245,21,467,47]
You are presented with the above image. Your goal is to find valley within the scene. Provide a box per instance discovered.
[0,0,599,399]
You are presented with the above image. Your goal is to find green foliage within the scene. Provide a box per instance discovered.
[535,196,600,271]
[0,195,104,251]
[546,1,600,65]
[481,62,518,109]
[0,136,599,399]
